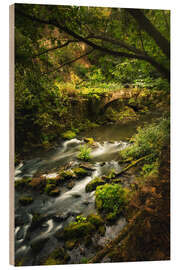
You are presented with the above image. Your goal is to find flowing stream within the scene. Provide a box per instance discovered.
[14,117,160,265]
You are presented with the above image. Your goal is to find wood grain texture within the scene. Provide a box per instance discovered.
[9,4,15,266]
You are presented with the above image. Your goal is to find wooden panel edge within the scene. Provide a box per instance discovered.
[9,4,15,266]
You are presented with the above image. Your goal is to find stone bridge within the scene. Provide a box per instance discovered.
[86,88,141,119]
[99,88,140,114]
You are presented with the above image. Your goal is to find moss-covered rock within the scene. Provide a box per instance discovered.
[62,130,76,139]
[15,178,32,190]
[73,167,88,178]
[30,213,47,231]
[29,176,46,191]
[43,247,70,265]
[85,177,105,192]
[56,222,96,240]
[95,184,129,221]
[87,213,104,227]
[106,212,119,223]
[67,181,75,189]
[49,187,60,197]
[84,137,97,147]
[59,170,74,181]
[84,137,94,144]
[44,183,57,195]
[19,196,33,206]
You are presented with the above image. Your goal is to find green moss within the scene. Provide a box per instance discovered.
[19,196,33,206]
[85,177,105,192]
[84,137,95,145]
[95,184,129,220]
[62,130,76,139]
[106,212,119,223]
[87,213,104,227]
[44,183,56,195]
[56,221,96,240]
[73,167,88,178]
[59,170,74,181]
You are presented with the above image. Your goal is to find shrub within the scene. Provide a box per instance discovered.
[121,118,170,162]
[77,144,92,161]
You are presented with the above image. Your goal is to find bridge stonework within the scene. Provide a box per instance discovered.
[99,88,140,115]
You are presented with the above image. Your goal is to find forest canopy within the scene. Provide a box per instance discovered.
[14,4,170,155]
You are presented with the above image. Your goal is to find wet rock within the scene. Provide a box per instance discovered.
[30,213,48,231]
[87,213,104,227]
[49,188,60,197]
[100,162,106,166]
[15,178,32,191]
[85,177,106,192]
[19,196,33,206]
[66,181,75,189]
[15,215,25,227]
[79,162,95,171]
[44,183,57,195]
[59,170,75,181]
[29,176,46,191]
[52,212,70,222]
[56,222,96,240]
[71,193,81,198]
[73,167,89,178]
[82,201,90,206]
[70,210,82,217]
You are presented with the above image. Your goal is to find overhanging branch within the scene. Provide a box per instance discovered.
[16,7,170,80]
[43,49,94,75]
[32,40,78,58]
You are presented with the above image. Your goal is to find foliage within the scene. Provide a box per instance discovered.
[14,4,170,157]
[77,144,92,161]
[120,117,170,175]
[95,184,129,220]
[74,215,87,224]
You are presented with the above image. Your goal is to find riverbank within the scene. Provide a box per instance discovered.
[14,113,170,266]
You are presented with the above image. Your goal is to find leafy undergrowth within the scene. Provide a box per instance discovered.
[120,117,170,176]
[89,145,170,263]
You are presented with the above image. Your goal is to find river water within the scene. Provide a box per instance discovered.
[14,116,160,265]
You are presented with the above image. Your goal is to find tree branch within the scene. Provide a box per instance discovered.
[15,7,170,80]
[87,34,145,55]
[127,8,170,59]
[32,40,78,58]
[43,49,94,75]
